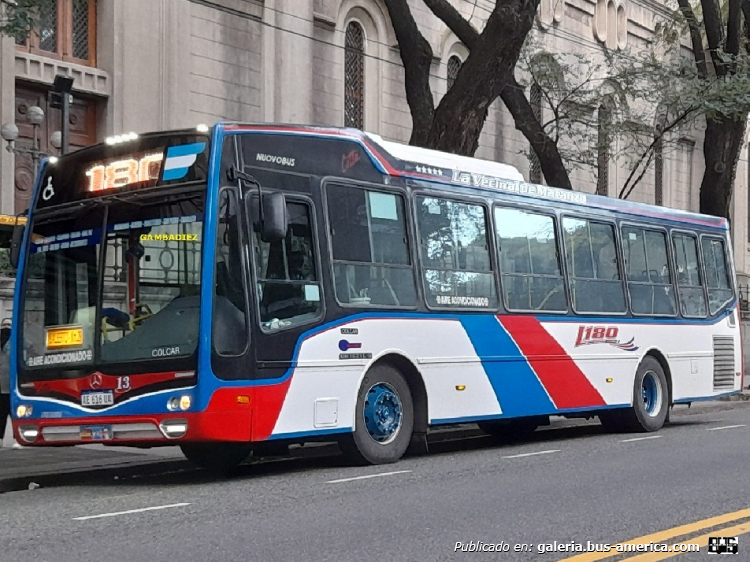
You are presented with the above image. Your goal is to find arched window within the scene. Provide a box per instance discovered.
[447,55,462,91]
[597,103,611,196]
[344,21,365,129]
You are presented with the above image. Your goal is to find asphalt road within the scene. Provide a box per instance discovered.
[2,406,750,562]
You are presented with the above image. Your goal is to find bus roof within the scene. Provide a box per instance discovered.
[47,123,723,231]
[221,123,726,230]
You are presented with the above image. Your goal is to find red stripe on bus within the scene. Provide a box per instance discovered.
[498,315,606,409]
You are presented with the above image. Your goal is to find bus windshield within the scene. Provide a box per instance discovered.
[19,190,204,376]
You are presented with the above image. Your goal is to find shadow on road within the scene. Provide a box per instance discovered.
[26,413,726,493]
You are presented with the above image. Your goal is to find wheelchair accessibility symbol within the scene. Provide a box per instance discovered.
[42,177,55,201]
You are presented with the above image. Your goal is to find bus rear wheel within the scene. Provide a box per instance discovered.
[341,364,414,465]
[180,442,253,471]
[600,356,668,433]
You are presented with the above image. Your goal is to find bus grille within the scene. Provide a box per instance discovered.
[713,336,735,390]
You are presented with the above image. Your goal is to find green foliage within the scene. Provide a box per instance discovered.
[0,0,44,40]
[518,2,750,199]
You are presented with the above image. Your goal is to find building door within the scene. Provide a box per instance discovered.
[13,84,99,214]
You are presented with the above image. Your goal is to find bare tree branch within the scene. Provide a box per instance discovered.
[423,0,571,186]
[726,0,742,59]
[502,76,572,189]
[701,0,728,75]
[422,0,479,49]
[618,103,701,199]
[677,0,708,78]
[383,0,435,146]
[742,0,750,52]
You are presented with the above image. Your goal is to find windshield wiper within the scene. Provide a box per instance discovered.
[33,199,107,223]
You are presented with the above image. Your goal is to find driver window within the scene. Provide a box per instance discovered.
[252,199,322,331]
[213,188,249,355]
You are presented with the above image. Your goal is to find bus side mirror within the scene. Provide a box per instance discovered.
[9,224,25,269]
[261,191,288,242]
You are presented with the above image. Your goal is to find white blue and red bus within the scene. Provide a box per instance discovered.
[8,123,743,469]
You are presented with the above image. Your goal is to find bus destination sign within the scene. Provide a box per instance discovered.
[35,134,209,210]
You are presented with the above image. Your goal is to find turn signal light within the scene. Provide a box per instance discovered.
[237,395,250,404]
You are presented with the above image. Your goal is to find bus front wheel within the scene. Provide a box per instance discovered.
[341,364,414,465]
[180,442,253,471]
[600,356,668,433]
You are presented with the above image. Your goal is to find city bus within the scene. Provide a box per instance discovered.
[9,123,743,470]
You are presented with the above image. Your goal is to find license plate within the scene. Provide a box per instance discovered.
[80,425,113,441]
[46,326,84,349]
[81,390,114,407]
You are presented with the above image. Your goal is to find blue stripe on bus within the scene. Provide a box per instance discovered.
[265,427,352,440]
[458,316,555,417]
[165,142,206,158]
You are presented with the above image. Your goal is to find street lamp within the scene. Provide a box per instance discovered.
[1,106,62,178]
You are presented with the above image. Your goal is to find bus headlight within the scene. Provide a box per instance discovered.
[179,395,191,411]
[16,405,33,418]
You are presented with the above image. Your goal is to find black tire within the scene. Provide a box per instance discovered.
[478,416,544,442]
[341,364,414,465]
[610,356,669,433]
[180,443,253,471]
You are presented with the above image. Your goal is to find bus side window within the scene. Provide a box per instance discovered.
[326,184,416,308]
[494,206,566,312]
[416,196,497,309]
[622,226,676,316]
[562,217,626,314]
[672,233,707,318]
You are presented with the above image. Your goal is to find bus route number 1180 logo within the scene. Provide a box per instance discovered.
[575,325,639,352]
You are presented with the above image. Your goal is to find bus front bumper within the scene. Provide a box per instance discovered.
[10,412,246,446]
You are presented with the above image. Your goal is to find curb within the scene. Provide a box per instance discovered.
[2,399,748,494]
[0,458,192,494]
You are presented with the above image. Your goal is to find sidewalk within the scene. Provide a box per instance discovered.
[2,392,749,494]
[1,422,189,493]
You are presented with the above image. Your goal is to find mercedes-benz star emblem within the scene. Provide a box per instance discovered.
[90,374,103,389]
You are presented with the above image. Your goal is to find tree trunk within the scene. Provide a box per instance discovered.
[424,0,540,155]
[382,0,435,146]
[500,77,572,190]
[699,116,747,218]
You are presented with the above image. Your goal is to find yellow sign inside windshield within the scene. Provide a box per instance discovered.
[0,214,26,226]
[46,326,84,349]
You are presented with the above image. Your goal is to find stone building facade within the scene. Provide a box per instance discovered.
[0,0,749,301]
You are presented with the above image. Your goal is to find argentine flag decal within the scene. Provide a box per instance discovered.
[162,142,206,181]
